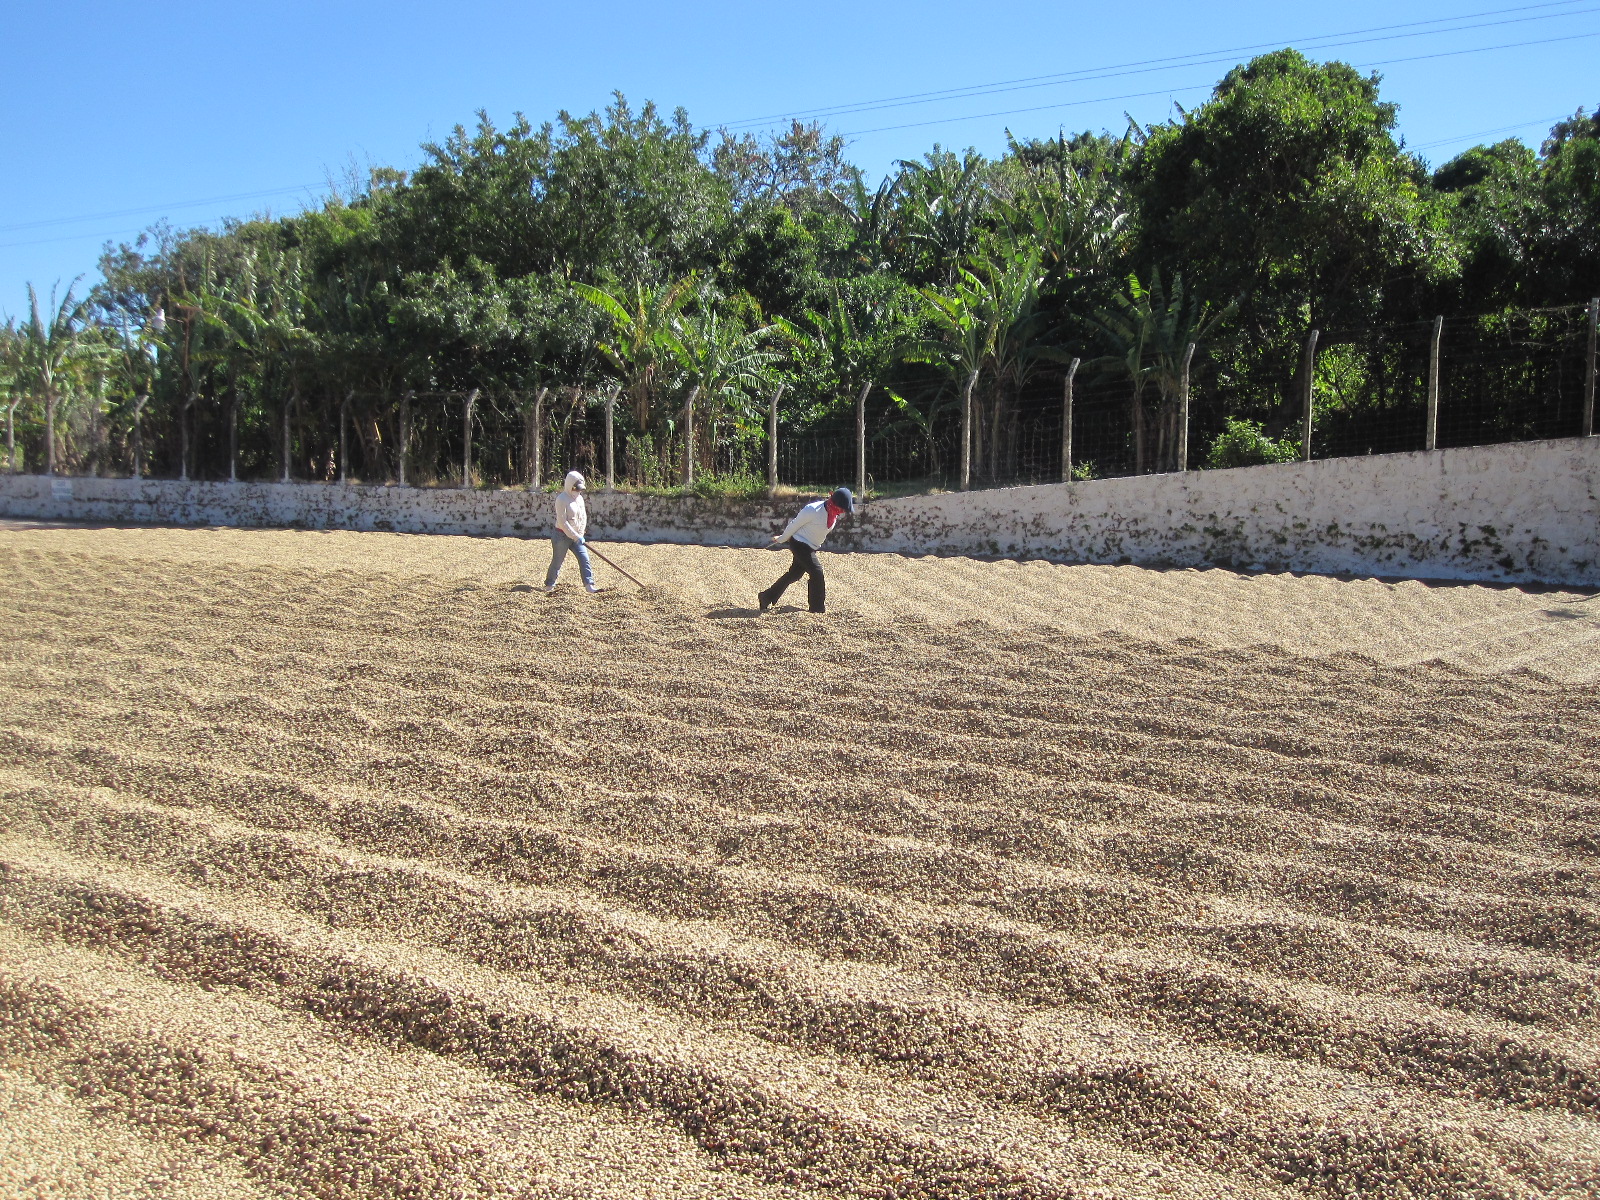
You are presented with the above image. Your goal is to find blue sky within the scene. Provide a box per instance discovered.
[3,0,1596,315]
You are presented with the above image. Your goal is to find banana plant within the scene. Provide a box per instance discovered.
[571,276,694,433]
[1091,267,1237,473]
[879,386,959,476]
[836,173,902,273]
[15,278,109,475]
[906,272,988,488]
[979,249,1066,478]
[994,129,1134,288]
[670,302,779,448]
[895,150,992,285]
[196,248,321,481]
[774,283,905,421]
[910,248,1058,485]
[1,317,22,472]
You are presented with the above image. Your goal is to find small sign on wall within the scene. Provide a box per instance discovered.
[50,479,73,501]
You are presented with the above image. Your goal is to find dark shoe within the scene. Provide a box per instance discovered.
[758,593,772,613]
[809,606,827,614]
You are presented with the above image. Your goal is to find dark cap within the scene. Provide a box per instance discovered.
[830,487,855,513]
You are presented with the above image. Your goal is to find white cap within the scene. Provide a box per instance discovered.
[565,471,586,491]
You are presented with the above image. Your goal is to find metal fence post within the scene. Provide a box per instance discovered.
[1177,343,1195,471]
[339,390,350,484]
[398,390,411,487]
[461,388,479,488]
[562,386,580,480]
[1061,358,1079,483]
[959,368,977,491]
[1585,297,1598,438]
[179,393,195,482]
[1426,316,1442,452]
[767,384,784,498]
[604,384,617,491]
[530,386,546,488]
[682,385,699,488]
[855,380,870,499]
[1301,328,1319,461]
[281,394,294,484]
[131,393,147,479]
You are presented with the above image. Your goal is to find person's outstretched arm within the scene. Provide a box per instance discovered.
[772,509,807,544]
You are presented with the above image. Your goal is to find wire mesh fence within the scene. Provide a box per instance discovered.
[29,302,1598,492]
[1312,307,1594,458]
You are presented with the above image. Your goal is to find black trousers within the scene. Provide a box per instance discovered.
[760,540,826,612]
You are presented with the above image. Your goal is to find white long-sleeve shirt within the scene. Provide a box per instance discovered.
[554,472,587,539]
[775,499,836,549]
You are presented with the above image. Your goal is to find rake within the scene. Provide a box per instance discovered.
[584,541,648,590]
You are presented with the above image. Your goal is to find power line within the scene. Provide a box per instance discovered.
[0,225,161,252]
[840,83,1215,139]
[2,7,1591,253]
[1411,112,1574,149]
[838,29,1600,137]
[0,184,324,237]
[719,0,1596,130]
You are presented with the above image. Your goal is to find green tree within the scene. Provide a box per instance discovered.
[1092,268,1234,473]
[16,279,107,476]
[713,120,855,213]
[1133,50,1454,414]
[572,276,694,434]
[671,298,780,470]
[1531,106,1600,302]
[1433,139,1542,310]
[912,249,1060,482]
[388,97,730,287]
[1,318,22,471]
[896,149,994,284]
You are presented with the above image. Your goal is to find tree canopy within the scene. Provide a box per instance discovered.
[5,61,1594,486]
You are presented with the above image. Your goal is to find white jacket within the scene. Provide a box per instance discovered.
[554,471,587,539]
[776,499,836,549]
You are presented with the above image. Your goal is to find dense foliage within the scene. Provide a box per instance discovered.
[4,52,1595,487]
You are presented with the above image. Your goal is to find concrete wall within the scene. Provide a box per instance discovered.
[3,435,1596,585]
[844,437,1600,584]
[0,474,797,547]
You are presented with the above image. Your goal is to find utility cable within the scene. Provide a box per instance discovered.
[838,28,1600,137]
[718,0,1596,130]
[1411,113,1575,149]
[2,6,1592,253]
[0,184,325,237]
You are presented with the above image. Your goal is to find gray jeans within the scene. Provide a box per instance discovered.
[545,531,596,589]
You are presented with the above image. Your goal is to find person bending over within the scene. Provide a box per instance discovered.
[758,487,854,614]
[544,470,604,593]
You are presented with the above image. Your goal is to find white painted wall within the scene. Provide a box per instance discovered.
[0,475,793,545]
[846,437,1600,584]
[2,436,1596,585]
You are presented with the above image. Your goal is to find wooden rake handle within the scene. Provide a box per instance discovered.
[582,542,646,589]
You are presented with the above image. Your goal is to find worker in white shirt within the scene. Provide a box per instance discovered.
[544,470,605,593]
[758,487,854,614]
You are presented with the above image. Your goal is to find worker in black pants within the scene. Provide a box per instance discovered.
[758,487,854,614]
